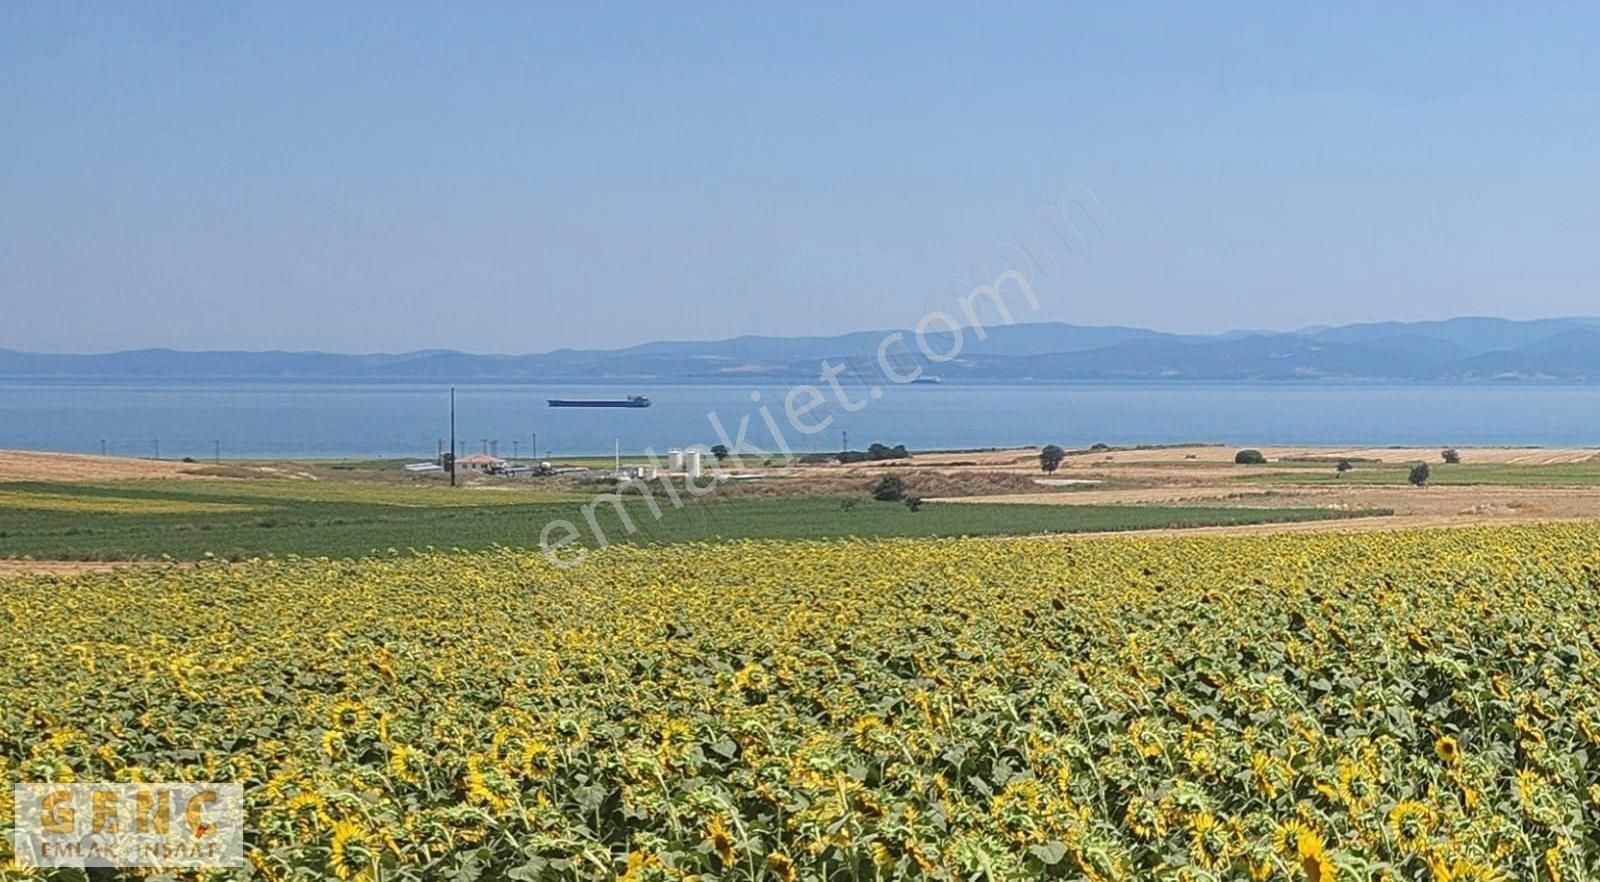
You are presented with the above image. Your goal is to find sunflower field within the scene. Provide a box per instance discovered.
[4,525,1600,881]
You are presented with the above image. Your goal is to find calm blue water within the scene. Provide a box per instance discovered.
[0,379,1596,460]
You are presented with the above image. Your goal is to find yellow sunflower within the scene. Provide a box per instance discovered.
[707,814,736,867]
[329,820,373,882]
[1297,827,1334,882]
[1386,801,1435,851]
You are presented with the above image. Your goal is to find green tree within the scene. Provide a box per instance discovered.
[1409,463,1432,487]
[1040,445,1066,474]
[710,444,730,462]
[903,496,923,512]
[1442,448,1461,464]
[871,474,906,502]
[1336,459,1354,478]
[1235,449,1267,465]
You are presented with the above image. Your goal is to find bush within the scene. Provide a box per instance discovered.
[1040,444,1066,474]
[871,475,907,502]
[903,496,923,512]
[1442,448,1461,464]
[1336,459,1354,477]
[1235,449,1268,465]
[1409,463,1432,487]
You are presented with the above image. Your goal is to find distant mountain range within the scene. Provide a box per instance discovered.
[6,316,1600,382]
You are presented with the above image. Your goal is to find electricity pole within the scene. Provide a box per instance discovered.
[100,439,107,457]
[449,387,456,487]
[153,439,160,460]
[213,440,221,464]
[512,440,519,460]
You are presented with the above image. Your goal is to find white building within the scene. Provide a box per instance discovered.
[455,454,507,474]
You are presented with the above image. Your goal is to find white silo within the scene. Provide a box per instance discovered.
[667,448,685,472]
[684,448,703,479]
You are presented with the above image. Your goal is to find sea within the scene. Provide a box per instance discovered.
[1,379,1597,461]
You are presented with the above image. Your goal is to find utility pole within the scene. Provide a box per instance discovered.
[512,440,519,460]
[153,439,160,460]
[100,439,107,457]
[213,440,221,464]
[842,430,848,453]
[449,387,456,487]
[531,432,537,463]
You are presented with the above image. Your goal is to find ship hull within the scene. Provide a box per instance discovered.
[547,399,651,408]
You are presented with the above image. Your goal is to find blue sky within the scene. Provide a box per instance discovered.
[3,3,1597,354]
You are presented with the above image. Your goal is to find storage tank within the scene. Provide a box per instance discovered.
[684,448,703,479]
[667,448,685,472]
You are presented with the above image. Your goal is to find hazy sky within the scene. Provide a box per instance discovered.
[3,3,1597,354]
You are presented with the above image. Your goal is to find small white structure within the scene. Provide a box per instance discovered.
[684,448,704,479]
[667,449,686,472]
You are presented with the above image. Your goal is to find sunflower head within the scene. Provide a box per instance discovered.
[387,744,425,786]
[1434,735,1461,765]
[1387,800,1435,851]
[330,700,366,732]
[766,851,797,882]
[329,820,373,882]
[707,814,736,867]
[1296,826,1334,882]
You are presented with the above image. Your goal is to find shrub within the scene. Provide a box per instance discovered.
[871,475,906,502]
[1235,449,1268,465]
[903,496,923,512]
[1409,463,1432,487]
[1336,459,1354,477]
[1442,448,1461,464]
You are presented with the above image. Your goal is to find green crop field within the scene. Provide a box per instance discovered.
[0,479,1384,561]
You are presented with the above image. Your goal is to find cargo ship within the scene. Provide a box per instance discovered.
[547,395,652,408]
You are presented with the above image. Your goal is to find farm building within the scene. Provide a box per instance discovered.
[454,454,508,474]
